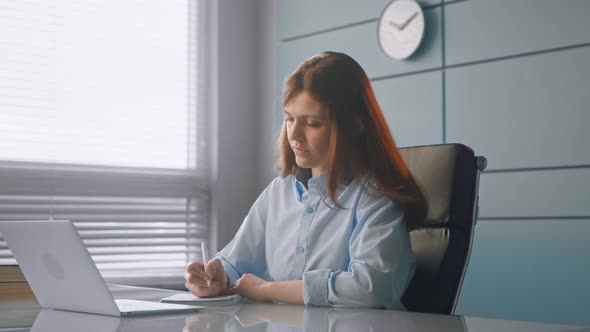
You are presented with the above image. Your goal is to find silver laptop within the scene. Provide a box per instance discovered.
[0,220,202,316]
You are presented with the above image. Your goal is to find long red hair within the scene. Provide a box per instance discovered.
[277,52,426,230]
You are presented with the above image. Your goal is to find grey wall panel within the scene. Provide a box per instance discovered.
[445,0,590,65]
[372,72,442,147]
[278,0,440,40]
[478,169,590,218]
[456,219,590,325]
[278,8,442,84]
[446,47,590,170]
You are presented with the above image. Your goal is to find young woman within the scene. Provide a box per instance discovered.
[184,52,426,310]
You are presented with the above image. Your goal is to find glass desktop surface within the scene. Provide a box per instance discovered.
[0,284,586,332]
[1,303,586,332]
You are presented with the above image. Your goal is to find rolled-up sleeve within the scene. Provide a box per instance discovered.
[303,269,331,306]
[215,180,272,286]
[303,192,416,310]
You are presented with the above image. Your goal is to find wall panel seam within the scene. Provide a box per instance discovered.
[483,164,590,173]
[446,42,590,70]
[279,5,444,43]
[443,0,468,5]
[441,1,447,144]
[280,18,378,43]
[478,216,590,221]
[369,67,443,82]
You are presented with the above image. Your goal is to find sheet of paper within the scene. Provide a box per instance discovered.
[160,293,241,306]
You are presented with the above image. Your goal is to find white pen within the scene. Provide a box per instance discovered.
[201,241,211,287]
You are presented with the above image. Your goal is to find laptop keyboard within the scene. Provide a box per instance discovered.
[115,299,174,312]
[115,299,198,313]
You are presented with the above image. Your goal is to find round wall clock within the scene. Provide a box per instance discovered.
[378,0,425,60]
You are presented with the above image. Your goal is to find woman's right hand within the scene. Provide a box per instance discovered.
[184,258,228,297]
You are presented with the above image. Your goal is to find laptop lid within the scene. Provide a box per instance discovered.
[0,220,121,316]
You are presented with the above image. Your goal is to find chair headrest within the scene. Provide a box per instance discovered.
[399,144,475,226]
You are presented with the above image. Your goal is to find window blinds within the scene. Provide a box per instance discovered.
[0,0,210,286]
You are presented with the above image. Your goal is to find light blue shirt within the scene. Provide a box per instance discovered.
[216,172,416,310]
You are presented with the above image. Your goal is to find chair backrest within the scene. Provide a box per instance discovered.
[399,143,486,315]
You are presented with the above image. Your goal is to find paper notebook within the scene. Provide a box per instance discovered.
[160,293,242,306]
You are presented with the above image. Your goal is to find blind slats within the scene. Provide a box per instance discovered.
[82,238,204,247]
[0,165,208,197]
[97,261,187,271]
[0,192,208,277]
[92,254,189,263]
[77,232,202,240]
[0,0,211,286]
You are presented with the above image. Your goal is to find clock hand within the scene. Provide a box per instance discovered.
[399,11,419,30]
[389,20,402,30]
[388,11,419,31]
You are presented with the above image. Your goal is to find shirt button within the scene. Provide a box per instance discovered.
[297,246,305,254]
[306,207,314,214]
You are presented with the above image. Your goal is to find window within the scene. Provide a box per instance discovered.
[0,0,211,286]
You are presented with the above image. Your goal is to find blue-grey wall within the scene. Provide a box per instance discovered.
[276,0,590,326]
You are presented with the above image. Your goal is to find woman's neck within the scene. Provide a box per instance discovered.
[311,167,326,178]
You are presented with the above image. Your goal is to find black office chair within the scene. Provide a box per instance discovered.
[399,143,487,315]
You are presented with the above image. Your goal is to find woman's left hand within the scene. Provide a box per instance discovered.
[225,273,271,303]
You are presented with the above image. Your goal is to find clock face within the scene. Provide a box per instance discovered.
[378,0,425,60]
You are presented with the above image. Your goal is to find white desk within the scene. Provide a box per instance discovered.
[0,285,586,332]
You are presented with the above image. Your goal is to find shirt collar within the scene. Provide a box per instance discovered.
[294,168,328,201]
